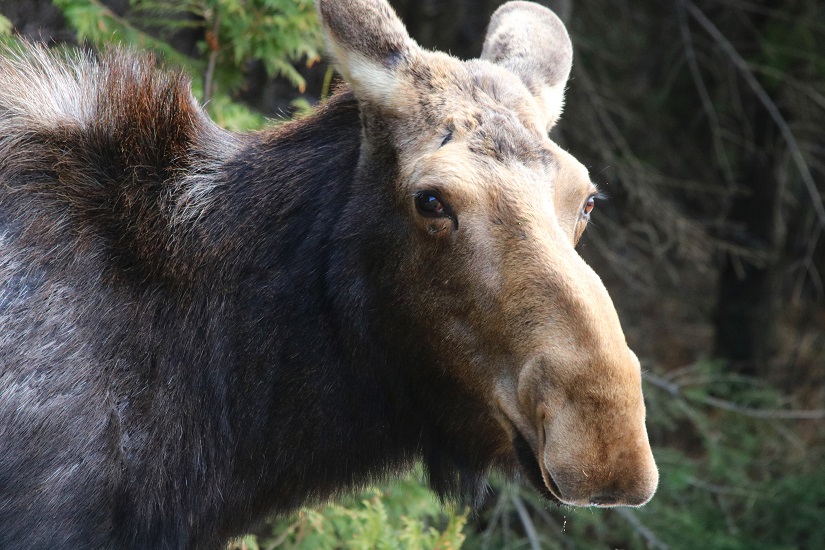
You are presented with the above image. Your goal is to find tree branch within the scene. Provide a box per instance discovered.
[675,1,737,191]
[614,508,670,550]
[681,0,825,231]
[643,370,825,419]
[510,494,542,550]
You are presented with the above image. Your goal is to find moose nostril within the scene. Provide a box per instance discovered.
[590,493,620,506]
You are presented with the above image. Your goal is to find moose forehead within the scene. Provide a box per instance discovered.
[404,56,547,144]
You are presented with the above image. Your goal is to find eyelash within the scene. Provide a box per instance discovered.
[582,191,605,219]
[575,192,605,244]
[583,195,596,217]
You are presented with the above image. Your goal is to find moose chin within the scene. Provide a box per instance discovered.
[0,0,657,547]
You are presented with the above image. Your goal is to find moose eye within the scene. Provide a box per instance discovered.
[583,195,596,217]
[415,191,449,218]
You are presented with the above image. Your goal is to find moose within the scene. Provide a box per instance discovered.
[0,0,658,547]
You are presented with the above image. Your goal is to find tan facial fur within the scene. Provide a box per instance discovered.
[317,0,658,507]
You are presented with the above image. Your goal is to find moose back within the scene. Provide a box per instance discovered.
[0,0,658,547]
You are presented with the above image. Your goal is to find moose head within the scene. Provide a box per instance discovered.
[317,0,659,507]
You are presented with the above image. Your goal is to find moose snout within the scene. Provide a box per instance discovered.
[508,346,659,508]
[540,394,659,508]
[541,435,659,507]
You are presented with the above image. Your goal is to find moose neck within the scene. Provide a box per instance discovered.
[192,92,421,520]
[194,93,494,526]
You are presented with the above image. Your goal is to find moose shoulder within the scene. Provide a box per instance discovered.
[0,0,658,547]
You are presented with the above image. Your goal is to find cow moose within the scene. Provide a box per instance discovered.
[0,0,658,547]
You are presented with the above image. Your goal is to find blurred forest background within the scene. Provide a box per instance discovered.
[1,0,823,548]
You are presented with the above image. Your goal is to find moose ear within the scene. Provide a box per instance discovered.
[481,1,573,131]
[316,0,419,106]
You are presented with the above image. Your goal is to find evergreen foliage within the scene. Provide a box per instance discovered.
[0,14,12,35]
[51,0,321,129]
[230,472,467,550]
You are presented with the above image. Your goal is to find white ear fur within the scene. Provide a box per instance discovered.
[330,50,402,106]
[481,1,573,131]
[536,82,567,129]
[316,0,419,106]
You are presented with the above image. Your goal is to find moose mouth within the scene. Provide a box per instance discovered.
[512,429,563,504]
